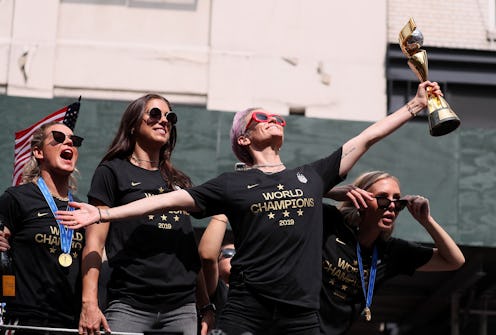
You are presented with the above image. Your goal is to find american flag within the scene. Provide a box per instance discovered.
[12,97,81,186]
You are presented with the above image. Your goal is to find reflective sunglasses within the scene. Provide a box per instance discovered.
[219,248,236,261]
[245,111,286,132]
[375,196,408,212]
[51,130,84,147]
[146,107,177,125]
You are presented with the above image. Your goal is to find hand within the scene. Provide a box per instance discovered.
[79,302,111,335]
[413,81,443,110]
[56,202,100,229]
[0,229,11,252]
[200,310,215,335]
[404,195,430,224]
[326,185,374,209]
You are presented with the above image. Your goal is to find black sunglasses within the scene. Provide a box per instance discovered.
[375,196,408,212]
[219,248,236,261]
[146,107,177,125]
[51,130,84,147]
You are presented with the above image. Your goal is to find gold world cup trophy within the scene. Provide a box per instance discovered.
[399,18,461,136]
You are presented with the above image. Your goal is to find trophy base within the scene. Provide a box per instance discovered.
[427,96,461,137]
[428,108,461,136]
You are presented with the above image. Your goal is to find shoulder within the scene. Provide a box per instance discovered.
[99,157,128,170]
[3,183,37,198]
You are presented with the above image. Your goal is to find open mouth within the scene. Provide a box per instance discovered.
[60,149,73,160]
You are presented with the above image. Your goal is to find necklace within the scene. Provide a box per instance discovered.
[131,155,159,164]
[51,194,69,202]
[252,163,285,169]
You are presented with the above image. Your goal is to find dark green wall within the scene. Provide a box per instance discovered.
[0,95,493,247]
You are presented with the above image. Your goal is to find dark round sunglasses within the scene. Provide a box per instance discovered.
[219,248,236,261]
[51,130,84,148]
[146,107,177,125]
[245,111,286,132]
[375,196,408,212]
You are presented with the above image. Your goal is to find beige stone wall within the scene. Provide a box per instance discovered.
[0,0,389,122]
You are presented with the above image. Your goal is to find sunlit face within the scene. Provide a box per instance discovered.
[361,178,402,234]
[137,98,173,147]
[243,109,285,146]
[36,124,80,176]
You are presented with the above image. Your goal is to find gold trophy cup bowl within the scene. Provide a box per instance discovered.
[399,18,461,136]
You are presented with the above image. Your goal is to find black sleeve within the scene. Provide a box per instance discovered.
[0,189,21,234]
[185,173,229,219]
[322,203,343,241]
[386,238,434,276]
[87,164,118,206]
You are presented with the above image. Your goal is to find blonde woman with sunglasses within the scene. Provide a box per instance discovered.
[59,81,444,335]
[319,171,464,334]
[0,121,86,331]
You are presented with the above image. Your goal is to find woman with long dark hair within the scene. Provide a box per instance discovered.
[78,94,212,335]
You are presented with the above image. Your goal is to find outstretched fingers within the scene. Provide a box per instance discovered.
[56,202,99,229]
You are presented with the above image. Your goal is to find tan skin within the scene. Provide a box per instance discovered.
[329,178,465,271]
[198,215,230,297]
[57,81,444,230]
[79,99,213,335]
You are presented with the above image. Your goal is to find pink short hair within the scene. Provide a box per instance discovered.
[230,108,260,165]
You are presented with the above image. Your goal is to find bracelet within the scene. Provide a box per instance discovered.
[199,302,216,317]
[407,103,416,118]
[96,207,102,224]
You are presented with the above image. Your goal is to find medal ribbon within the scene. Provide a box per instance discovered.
[37,177,74,255]
[356,243,378,317]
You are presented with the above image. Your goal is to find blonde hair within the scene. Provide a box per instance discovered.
[339,171,400,240]
[21,122,79,191]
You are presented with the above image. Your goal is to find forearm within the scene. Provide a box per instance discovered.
[102,189,197,221]
[340,102,418,176]
[419,216,465,271]
[199,215,227,261]
[81,218,108,305]
[196,269,211,307]
[81,245,104,305]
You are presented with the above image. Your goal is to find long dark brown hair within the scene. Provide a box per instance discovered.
[101,94,192,189]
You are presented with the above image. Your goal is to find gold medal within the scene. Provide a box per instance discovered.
[363,307,371,321]
[58,253,73,267]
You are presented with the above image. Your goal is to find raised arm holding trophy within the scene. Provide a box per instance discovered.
[399,18,461,136]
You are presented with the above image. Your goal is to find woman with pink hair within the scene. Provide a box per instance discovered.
[58,81,443,335]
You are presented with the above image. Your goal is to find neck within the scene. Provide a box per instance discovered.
[130,146,160,169]
[38,171,70,199]
[252,162,285,168]
[131,155,159,164]
[357,228,380,249]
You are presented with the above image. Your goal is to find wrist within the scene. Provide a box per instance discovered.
[82,299,99,306]
[407,99,425,117]
[199,302,216,317]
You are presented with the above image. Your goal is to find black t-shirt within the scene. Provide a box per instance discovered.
[88,158,200,312]
[0,182,85,326]
[187,148,344,309]
[319,204,433,335]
